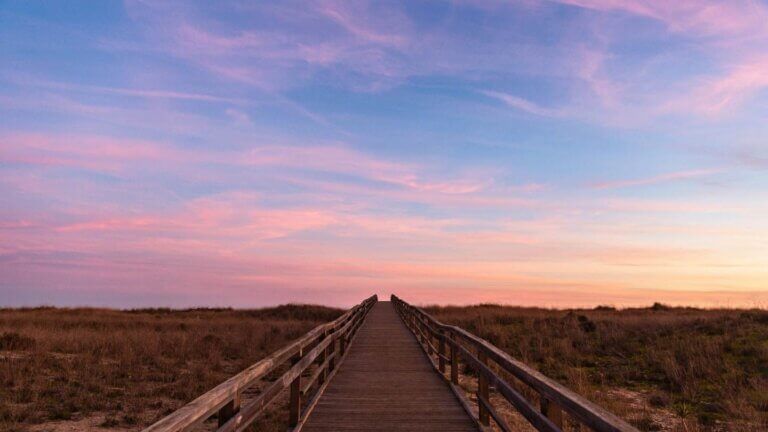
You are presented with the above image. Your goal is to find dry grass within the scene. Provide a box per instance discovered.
[3,303,766,432]
[0,305,342,431]
[424,303,768,432]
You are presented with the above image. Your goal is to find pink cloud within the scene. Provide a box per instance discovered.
[3,185,766,308]
[315,0,411,48]
[481,90,564,117]
[601,198,740,213]
[1,132,492,198]
[551,1,768,116]
[271,174,543,210]
[679,57,768,115]
[52,192,338,241]
[9,75,247,104]
[0,133,183,172]
[115,0,768,120]
[552,0,768,38]
[590,168,722,190]
[122,1,415,92]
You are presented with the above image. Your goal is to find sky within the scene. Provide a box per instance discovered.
[1,0,768,308]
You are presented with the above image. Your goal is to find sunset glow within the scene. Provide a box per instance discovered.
[2,1,768,307]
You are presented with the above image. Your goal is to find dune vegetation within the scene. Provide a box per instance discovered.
[425,303,768,431]
[0,305,342,431]
[2,303,766,431]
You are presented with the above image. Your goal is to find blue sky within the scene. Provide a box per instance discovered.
[1,0,768,307]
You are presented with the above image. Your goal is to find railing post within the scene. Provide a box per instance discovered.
[289,349,302,427]
[318,331,327,386]
[541,396,563,428]
[328,332,336,372]
[450,332,459,385]
[426,323,434,356]
[438,329,446,373]
[478,349,490,426]
[217,391,241,427]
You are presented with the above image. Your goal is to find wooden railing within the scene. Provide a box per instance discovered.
[392,295,639,432]
[144,295,378,432]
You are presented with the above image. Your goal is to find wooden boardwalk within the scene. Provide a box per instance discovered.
[145,295,638,432]
[301,301,478,432]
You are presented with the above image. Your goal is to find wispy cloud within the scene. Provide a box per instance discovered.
[23,79,246,103]
[316,0,411,47]
[552,0,768,117]
[481,90,564,117]
[551,0,768,38]
[671,56,768,115]
[590,169,723,190]
[0,132,495,201]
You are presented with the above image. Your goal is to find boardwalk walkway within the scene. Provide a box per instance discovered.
[145,295,638,432]
[302,301,478,432]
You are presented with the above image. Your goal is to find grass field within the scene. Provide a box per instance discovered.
[1,303,766,432]
[425,303,768,431]
[0,305,342,431]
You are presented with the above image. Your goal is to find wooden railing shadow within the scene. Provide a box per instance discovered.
[144,295,378,432]
[391,295,639,432]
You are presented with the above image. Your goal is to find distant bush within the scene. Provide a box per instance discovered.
[576,315,596,332]
[0,332,35,350]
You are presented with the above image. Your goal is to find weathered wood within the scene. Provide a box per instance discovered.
[450,332,459,385]
[217,377,284,432]
[541,396,564,428]
[150,294,638,432]
[438,330,446,373]
[327,335,336,372]
[301,302,478,432]
[217,392,240,427]
[317,330,327,386]
[477,393,512,432]
[392,295,639,432]
[144,295,377,432]
[478,350,490,426]
[440,322,562,432]
[289,351,302,427]
[302,352,336,396]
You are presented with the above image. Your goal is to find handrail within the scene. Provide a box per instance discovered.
[391,295,638,432]
[144,295,378,432]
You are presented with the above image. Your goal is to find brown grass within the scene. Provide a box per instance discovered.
[3,303,766,432]
[423,303,768,432]
[0,305,342,431]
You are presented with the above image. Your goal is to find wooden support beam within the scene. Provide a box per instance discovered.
[217,391,240,427]
[450,332,459,385]
[318,330,327,386]
[438,330,446,373]
[478,350,490,426]
[289,350,303,427]
[541,395,564,428]
[327,333,336,372]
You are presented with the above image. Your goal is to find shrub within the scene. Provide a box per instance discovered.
[0,332,35,350]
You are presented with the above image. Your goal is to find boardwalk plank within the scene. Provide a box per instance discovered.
[302,301,478,432]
